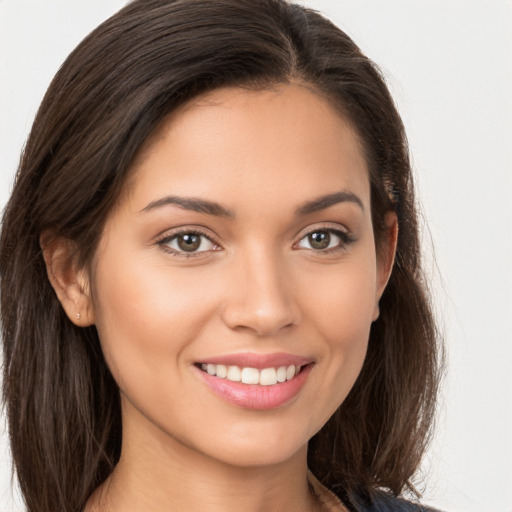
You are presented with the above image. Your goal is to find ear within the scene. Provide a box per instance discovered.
[40,231,95,326]
[373,212,398,321]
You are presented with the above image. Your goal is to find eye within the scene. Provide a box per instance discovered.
[297,228,351,252]
[157,230,219,255]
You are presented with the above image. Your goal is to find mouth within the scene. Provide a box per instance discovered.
[193,355,314,410]
[196,362,309,386]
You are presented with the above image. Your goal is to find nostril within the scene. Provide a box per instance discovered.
[222,306,298,337]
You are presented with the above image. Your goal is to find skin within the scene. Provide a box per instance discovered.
[44,83,397,512]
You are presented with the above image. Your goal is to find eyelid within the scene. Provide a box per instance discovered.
[153,222,354,257]
[293,222,355,252]
[295,222,350,240]
[155,226,222,257]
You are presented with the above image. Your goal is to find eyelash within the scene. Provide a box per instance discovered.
[155,225,354,258]
[295,225,355,254]
[156,228,220,258]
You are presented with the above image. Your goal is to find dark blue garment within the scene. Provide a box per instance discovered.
[354,491,443,512]
[308,470,443,512]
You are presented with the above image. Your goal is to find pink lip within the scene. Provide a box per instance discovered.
[194,359,314,410]
[197,352,312,369]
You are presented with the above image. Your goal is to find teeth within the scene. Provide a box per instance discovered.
[241,367,259,384]
[226,365,241,382]
[216,364,227,378]
[201,363,304,385]
[260,367,277,386]
[276,366,287,383]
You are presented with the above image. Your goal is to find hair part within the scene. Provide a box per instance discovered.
[1,1,442,511]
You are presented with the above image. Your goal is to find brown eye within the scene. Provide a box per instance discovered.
[297,228,351,252]
[307,231,330,250]
[159,231,217,255]
[177,233,202,252]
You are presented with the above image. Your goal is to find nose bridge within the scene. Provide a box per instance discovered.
[221,244,298,336]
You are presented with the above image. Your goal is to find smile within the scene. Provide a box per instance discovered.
[194,354,314,410]
[199,363,303,386]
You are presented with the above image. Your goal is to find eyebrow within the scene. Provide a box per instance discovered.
[295,191,364,215]
[141,190,364,218]
[140,195,234,217]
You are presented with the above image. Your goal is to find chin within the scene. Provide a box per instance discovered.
[213,444,306,469]
[194,421,312,469]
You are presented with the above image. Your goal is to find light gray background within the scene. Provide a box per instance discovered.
[1,1,511,511]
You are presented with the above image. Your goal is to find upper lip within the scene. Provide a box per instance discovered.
[196,352,313,369]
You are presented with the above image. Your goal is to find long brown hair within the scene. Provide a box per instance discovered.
[0,1,441,511]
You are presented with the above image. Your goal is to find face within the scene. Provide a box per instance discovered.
[88,84,392,468]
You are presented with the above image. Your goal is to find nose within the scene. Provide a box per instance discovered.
[221,248,300,337]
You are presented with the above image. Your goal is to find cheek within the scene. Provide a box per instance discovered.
[296,253,377,416]
[90,248,219,389]
[301,254,378,342]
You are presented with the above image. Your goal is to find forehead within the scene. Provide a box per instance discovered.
[125,83,370,211]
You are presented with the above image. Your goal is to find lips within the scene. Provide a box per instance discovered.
[194,352,314,409]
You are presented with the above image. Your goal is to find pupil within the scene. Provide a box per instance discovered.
[178,234,201,252]
[309,231,330,249]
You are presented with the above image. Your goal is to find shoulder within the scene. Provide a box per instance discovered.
[353,491,444,512]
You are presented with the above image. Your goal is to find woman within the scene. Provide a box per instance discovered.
[0,1,441,511]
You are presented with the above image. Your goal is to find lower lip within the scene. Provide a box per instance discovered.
[195,364,313,410]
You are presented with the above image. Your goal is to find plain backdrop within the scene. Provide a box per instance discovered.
[1,1,511,511]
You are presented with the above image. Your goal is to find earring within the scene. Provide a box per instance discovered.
[76,312,81,319]
[372,302,380,323]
